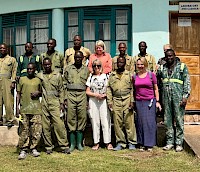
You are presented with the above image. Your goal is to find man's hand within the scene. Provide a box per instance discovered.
[31,91,40,99]
[108,104,113,111]
[60,103,65,112]
[10,82,15,90]
[180,98,187,107]
[64,99,68,109]
[129,102,134,110]
[16,107,20,118]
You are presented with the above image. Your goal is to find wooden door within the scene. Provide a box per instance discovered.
[170,13,200,111]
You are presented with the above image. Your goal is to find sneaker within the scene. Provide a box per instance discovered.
[163,144,174,151]
[46,149,53,155]
[113,144,123,151]
[176,145,183,152]
[32,149,40,157]
[147,148,153,152]
[62,148,70,154]
[139,146,145,152]
[128,143,136,150]
[18,150,27,160]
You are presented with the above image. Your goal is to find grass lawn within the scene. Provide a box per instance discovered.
[0,146,199,172]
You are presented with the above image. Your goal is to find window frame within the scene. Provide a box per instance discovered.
[0,10,52,57]
[64,5,132,57]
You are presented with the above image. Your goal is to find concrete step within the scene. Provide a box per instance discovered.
[0,126,19,146]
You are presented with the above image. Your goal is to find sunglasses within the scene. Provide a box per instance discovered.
[92,64,101,68]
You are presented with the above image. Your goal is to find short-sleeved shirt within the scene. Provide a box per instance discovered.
[86,73,108,94]
[134,72,157,100]
[17,76,42,114]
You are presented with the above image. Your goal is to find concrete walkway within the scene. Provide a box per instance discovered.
[184,125,200,158]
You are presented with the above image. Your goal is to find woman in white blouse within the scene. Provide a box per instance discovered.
[86,59,113,150]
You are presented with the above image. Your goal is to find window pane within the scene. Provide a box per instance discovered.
[16,45,25,58]
[3,28,14,45]
[84,42,95,53]
[68,42,74,49]
[115,41,128,55]
[16,26,27,44]
[116,10,128,24]
[68,27,78,41]
[30,14,48,28]
[31,29,48,43]
[68,12,78,26]
[116,25,127,40]
[99,20,110,40]
[33,44,46,55]
[84,20,95,41]
[104,41,110,54]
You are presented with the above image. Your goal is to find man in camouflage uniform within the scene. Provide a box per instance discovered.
[133,41,156,72]
[64,35,91,67]
[107,56,137,151]
[112,42,134,72]
[63,51,89,152]
[16,42,41,80]
[0,43,17,127]
[40,38,64,73]
[37,58,70,154]
[157,49,191,152]
[16,63,42,160]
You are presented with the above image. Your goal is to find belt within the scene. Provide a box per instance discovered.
[113,91,131,97]
[46,91,58,96]
[162,78,183,85]
[67,84,86,90]
[0,73,11,78]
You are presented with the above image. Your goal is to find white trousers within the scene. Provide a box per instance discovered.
[88,97,111,144]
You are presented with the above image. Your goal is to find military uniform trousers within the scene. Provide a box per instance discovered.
[18,114,42,150]
[163,89,185,146]
[88,97,111,144]
[113,96,137,148]
[42,100,68,151]
[67,90,87,132]
[0,78,14,122]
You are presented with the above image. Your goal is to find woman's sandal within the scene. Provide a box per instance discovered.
[92,144,99,150]
[106,143,113,150]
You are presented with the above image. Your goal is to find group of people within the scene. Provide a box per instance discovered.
[0,34,191,160]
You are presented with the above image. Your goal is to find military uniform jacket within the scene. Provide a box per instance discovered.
[133,53,156,72]
[107,70,134,105]
[112,54,134,72]
[0,55,17,82]
[63,64,89,100]
[40,50,64,73]
[64,46,91,67]
[37,70,64,105]
[157,60,191,99]
[17,54,41,77]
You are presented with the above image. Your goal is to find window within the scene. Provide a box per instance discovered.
[1,11,51,58]
[65,6,132,57]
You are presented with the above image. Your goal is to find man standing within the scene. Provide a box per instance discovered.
[37,58,70,154]
[17,42,41,80]
[40,39,64,73]
[16,63,42,160]
[0,43,17,126]
[63,51,89,152]
[107,56,137,151]
[64,35,91,67]
[133,41,156,72]
[157,49,191,152]
[112,42,134,72]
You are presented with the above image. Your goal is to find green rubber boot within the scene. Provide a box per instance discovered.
[76,131,84,151]
[69,132,76,152]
